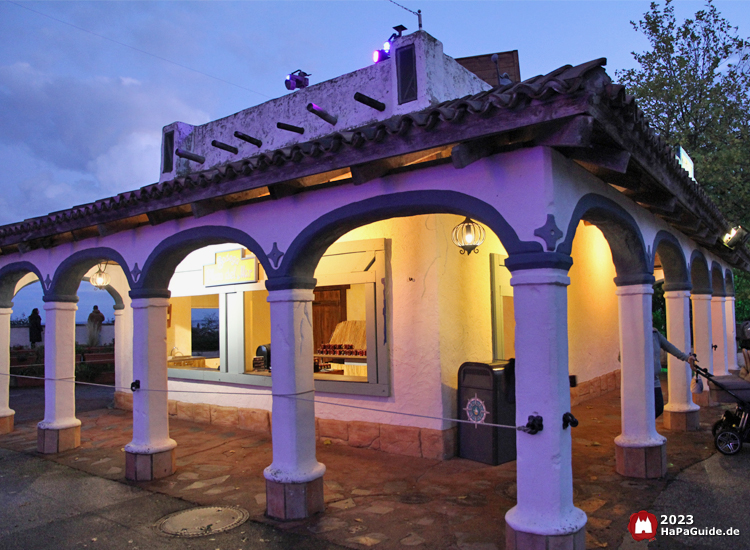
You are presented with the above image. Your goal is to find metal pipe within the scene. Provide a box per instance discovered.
[175,149,205,164]
[234,131,262,147]
[277,122,305,135]
[211,140,238,154]
[354,92,386,112]
[306,103,338,125]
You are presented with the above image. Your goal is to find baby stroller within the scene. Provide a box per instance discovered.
[694,365,750,455]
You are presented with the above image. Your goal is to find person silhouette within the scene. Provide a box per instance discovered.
[87,305,105,347]
[28,308,43,348]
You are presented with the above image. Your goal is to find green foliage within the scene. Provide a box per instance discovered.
[733,269,750,322]
[652,282,667,335]
[617,0,750,227]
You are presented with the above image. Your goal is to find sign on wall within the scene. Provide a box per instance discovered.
[203,249,258,287]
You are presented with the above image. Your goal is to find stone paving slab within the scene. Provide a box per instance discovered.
[2,380,739,550]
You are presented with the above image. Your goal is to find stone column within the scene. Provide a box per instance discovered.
[504,267,586,549]
[615,284,666,478]
[711,295,729,376]
[662,290,699,431]
[726,296,739,372]
[0,308,14,434]
[37,302,80,454]
[264,284,325,521]
[691,293,713,406]
[124,297,176,481]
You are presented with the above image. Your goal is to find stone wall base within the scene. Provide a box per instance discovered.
[125,448,176,481]
[692,391,714,407]
[0,413,13,434]
[570,369,620,406]
[505,521,586,550]
[663,409,700,432]
[266,477,324,520]
[37,425,80,454]
[114,391,457,460]
[615,442,667,479]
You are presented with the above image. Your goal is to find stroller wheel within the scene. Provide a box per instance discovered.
[712,420,723,437]
[715,429,743,455]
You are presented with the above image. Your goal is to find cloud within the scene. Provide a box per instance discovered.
[0,61,210,202]
[0,61,212,225]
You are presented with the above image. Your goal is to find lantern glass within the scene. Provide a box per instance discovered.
[451,217,486,255]
[91,264,110,290]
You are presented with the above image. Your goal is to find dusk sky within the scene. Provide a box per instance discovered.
[2,0,749,321]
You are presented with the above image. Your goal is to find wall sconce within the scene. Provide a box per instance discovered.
[91,262,111,290]
[723,226,749,249]
[451,217,486,256]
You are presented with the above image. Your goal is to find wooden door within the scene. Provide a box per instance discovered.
[312,285,349,351]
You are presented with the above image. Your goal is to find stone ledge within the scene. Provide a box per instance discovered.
[118,394,457,460]
[37,425,80,454]
[570,369,620,406]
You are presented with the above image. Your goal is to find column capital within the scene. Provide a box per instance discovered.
[129,288,170,300]
[265,276,317,292]
[131,297,170,309]
[504,252,572,273]
[691,293,713,302]
[43,301,78,312]
[0,308,12,316]
[510,268,570,287]
[614,273,655,287]
[663,282,692,292]
[711,295,727,302]
[42,295,79,305]
[615,284,653,297]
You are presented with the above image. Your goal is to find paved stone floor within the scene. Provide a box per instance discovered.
[1,381,743,550]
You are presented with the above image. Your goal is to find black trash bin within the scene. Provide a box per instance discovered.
[457,359,516,465]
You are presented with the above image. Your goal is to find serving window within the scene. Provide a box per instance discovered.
[166,239,391,397]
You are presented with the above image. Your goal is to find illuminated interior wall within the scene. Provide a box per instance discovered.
[567,221,620,382]
[436,214,508,421]
[346,284,367,321]
[244,290,271,367]
[167,296,192,357]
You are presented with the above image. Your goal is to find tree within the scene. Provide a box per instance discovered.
[618,1,750,322]
[617,0,749,226]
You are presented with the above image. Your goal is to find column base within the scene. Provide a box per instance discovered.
[37,425,80,454]
[125,448,176,481]
[616,442,667,479]
[692,391,714,407]
[505,521,586,550]
[0,413,14,434]
[266,477,324,520]
[663,409,700,431]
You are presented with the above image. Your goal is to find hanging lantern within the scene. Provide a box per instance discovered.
[91,263,111,290]
[451,217,486,256]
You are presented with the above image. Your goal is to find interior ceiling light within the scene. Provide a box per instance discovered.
[285,70,310,91]
[451,217,486,256]
[91,262,111,290]
[722,226,749,249]
[373,25,407,64]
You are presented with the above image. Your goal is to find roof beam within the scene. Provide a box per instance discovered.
[191,197,230,219]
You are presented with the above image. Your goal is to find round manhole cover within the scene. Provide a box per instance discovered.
[156,506,249,537]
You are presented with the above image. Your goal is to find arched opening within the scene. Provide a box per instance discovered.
[563,193,670,480]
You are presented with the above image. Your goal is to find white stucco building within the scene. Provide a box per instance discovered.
[0,30,745,549]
